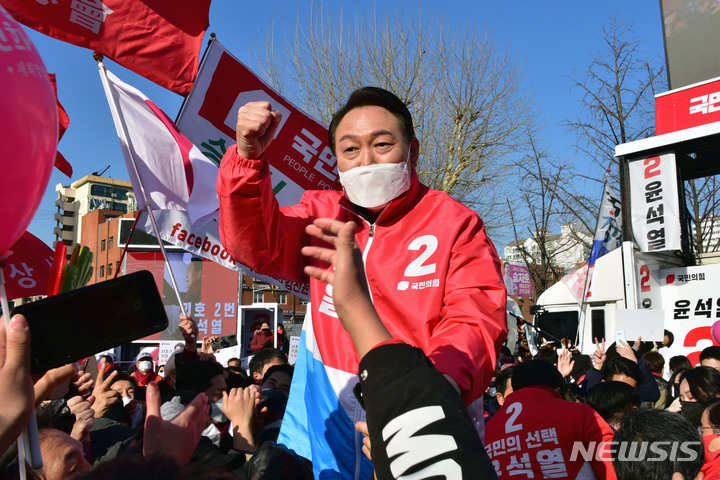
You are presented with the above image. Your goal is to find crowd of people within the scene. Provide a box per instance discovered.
[482,321,720,480]
[0,310,303,479]
[3,84,720,480]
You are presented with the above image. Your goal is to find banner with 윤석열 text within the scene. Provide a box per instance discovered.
[126,251,239,342]
[629,153,681,253]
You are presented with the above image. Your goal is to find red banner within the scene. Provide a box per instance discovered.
[655,78,720,134]
[177,39,341,209]
[1,0,210,95]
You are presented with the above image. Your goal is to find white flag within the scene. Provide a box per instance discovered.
[103,69,219,227]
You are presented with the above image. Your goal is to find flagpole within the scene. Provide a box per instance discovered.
[95,55,189,321]
[175,33,216,124]
[576,168,612,346]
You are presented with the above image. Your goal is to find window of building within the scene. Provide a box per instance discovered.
[108,237,114,249]
[253,292,264,303]
[99,265,105,278]
[276,293,287,305]
[299,298,309,305]
[115,262,120,274]
[108,264,113,277]
[100,239,106,252]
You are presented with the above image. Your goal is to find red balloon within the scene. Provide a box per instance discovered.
[0,6,57,257]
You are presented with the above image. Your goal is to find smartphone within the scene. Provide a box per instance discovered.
[211,334,238,350]
[614,329,627,345]
[13,270,168,373]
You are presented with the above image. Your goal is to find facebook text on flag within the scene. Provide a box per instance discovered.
[170,223,235,264]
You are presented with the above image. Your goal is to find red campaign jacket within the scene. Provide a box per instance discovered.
[250,329,281,352]
[485,386,617,480]
[217,148,507,403]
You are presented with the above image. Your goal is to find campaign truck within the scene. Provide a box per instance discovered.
[532,77,720,366]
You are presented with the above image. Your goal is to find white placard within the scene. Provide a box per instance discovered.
[615,308,666,343]
[628,152,681,252]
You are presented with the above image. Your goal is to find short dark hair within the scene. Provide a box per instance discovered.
[586,381,639,426]
[111,372,138,388]
[495,366,514,397]
[262,364,295,385]
[175,360,225,394]
[613,408,703,480]
[682,366,720,406]
[533,346,558,365]
[641,351,665,375]
[669,355,692,373]
[511,360,563,391]
[700,346,720,363]
[248,348,288,375]
[706,399,720,429]
[328,86,415,155]
[602,357,644,386]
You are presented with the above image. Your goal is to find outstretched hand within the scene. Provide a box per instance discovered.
[0,315,34,454]
[143,382,208,464]
[301,219,391,358]
[593,338,606,371]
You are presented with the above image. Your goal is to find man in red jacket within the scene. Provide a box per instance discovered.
[217,86,507,478]
[485,360,617,479]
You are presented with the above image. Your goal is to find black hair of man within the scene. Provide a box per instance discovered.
[586,381,640,426]
[328,87,415,155]
[533,346,558,365]
[706,398,720,429]
[569,354,592,383]
[669,355,693,373]
[248,348,288,376]
[682,366,720,406]
[174,360,225,394]
[641,351,665,375]
[110,372,138,388]
[262,364,295,385]
[700,345,720,363]
[99,354,113,363]
[511,359,563,391]
[495,366,514,397]
[612,408,703,480]
[602,356,644,386]
[664,329,675,348]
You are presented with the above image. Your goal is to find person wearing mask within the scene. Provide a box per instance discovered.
[700,399,720,479]
[217,85,506,479]
[678,366,720,426]
[250,322,277,353]
[130,353,159,387]
[276,324,290,354]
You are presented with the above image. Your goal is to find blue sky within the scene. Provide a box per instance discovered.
[21,1,666,252]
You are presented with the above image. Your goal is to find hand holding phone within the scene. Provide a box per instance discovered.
[13,271,168,373]
[614,329,627,345]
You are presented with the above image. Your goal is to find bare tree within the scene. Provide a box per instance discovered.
[255,5,537,236]
[565,17,665,186]
[507,133,591,298]
[686,175,720,255]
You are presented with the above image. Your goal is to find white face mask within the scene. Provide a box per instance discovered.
[138,360,152,373]
[210,399,227,423]
[338,150,412,209]
[121,396,133,407]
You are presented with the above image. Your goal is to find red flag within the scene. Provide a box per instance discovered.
[1,0,210,95]
[49,73,72,177]
[3,231,54,300]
